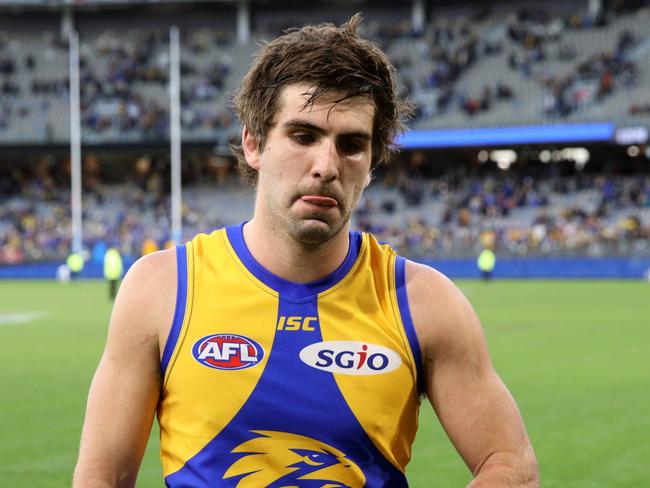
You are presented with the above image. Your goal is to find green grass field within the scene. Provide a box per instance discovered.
[1,279,648,487]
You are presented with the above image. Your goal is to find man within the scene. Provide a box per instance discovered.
[66,251,84,281]
[477,247,496,281]
[74,15,538,487]
[103,246,124,300]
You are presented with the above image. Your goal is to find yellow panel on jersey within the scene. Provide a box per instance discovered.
[158,232,280,476]
[318,236,421,470]
[159,224,424,487]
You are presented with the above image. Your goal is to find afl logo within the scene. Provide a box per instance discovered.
[192,334,264,370]
[299,341,402,375]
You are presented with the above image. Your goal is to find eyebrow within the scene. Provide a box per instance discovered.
[283,119,371,141]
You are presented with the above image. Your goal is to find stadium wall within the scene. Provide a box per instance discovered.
[420,257,650,279]
[0,260,136,280]
[2,257,650,280]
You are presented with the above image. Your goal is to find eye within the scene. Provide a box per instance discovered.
[303,452,326,466]
[338,139,364,156]
[291,132,315,145]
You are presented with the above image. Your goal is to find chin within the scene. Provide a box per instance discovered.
[291,218,343,247]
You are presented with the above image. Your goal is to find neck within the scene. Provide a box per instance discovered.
[242,218,351,284]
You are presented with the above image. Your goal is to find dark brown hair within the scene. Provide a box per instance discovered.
[231,13,412,184]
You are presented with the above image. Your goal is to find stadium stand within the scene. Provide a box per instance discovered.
[0,0,649,271]
[1,0,650,144]
[1,153,648,264]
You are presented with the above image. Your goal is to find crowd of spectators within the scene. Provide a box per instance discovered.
[538,34,638,118]
[485,4,647,120]
[357,167,650,259]
[0,25,235,141]
[0,153,237,264]
[2,154,649,265]
[1,157,71,264]
[396,17,501,120]
[339,2,648,127]
[79,28,234,138]
[0,29,67,135]
[2,2,649,265]
[1,1,649,142]
[365,2,649,126]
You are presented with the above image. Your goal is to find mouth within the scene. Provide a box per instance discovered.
[300,195,338,208]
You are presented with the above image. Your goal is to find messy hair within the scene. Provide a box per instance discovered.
[230,13,412,184]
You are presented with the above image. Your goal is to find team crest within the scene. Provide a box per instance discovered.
[223,430,365,487]
[192,333,264,370]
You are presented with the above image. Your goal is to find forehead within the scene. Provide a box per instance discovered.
[274,83,374,133]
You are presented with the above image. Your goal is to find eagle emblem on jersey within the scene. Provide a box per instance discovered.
[223,430,366,487]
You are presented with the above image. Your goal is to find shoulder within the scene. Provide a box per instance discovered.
[403,260,483,362]
[108,247,178,356]
[119,247,177,305]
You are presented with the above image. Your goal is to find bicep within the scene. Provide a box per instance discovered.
[426,322,528,474]
[408,263,531,474]
[75,251,175,486]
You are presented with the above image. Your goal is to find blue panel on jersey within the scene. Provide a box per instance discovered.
[395,256,424,393]
[225,223,362,301]
[164,294,407,487]
[161,245,187,376]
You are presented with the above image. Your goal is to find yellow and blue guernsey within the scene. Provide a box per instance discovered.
[159,223,424,487]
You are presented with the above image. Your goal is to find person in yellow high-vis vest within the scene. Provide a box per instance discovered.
[477,247,496,281]
[66,252,84,281]
[103,247,124,300]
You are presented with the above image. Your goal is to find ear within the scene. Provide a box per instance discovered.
[364,170,373,188]
[242,126,261,170]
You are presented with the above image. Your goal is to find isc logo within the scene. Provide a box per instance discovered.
[192,334,264,370]
[276,315,318,331]
[299,341,402,376]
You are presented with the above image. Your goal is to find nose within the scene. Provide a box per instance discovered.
[310,139,339,182]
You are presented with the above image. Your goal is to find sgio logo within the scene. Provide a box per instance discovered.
[299,341,402,376]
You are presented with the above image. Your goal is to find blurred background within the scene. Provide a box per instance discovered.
[0,0,648,487]
[1,0,648,277]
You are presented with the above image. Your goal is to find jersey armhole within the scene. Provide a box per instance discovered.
[394,255,425,394]
[160,244,188,378]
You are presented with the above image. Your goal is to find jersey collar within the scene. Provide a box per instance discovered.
[225,222,362,301]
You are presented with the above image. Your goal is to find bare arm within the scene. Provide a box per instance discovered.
[73,249,177,488]
[407,262,539,487]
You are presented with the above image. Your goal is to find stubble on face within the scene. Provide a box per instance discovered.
[257,86,373,251]
[281,179,361,250]
[259,161,355,250]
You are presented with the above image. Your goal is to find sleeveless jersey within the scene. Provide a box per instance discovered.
[158,223,423,487]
